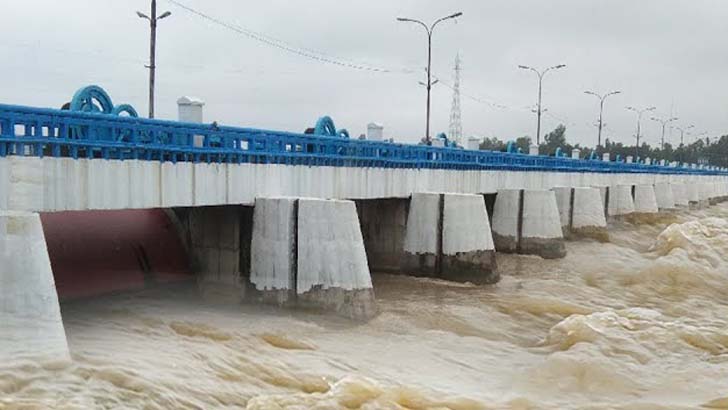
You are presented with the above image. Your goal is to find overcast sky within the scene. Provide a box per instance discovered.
[2,0,727,147]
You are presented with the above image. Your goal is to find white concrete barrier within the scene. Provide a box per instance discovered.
[571,187,608,240]
[607,185,635,216]
[520,190,566,259]
[249,197,376,320]
[0,211,69,362]
[402,193,498,283]
[671,183,689,207]
[633,185,659,214]
[654,183,676,210]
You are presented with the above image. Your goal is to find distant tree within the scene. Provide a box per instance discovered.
[540,125,568,155]
[479,136,506,151]
[515,136,532,153]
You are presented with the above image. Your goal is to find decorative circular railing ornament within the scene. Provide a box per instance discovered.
[112,104,139,117]
[66,85,139,141]
[314,116,349,138]
[506,141,518,153]
[70,85,115,114]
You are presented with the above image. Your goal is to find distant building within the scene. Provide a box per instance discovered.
[466,137,481,150]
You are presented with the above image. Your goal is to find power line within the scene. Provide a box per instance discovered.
[166,0,407,73]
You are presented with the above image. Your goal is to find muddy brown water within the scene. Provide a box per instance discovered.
[3,204,728,409]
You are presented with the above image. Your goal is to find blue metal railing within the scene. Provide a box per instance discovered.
[0,103,724,175]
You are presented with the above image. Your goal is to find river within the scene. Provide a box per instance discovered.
[2,204,728,409]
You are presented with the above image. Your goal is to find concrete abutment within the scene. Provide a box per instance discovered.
[0,211,69,361]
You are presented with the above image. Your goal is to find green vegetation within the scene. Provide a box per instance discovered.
[477,125,727,167]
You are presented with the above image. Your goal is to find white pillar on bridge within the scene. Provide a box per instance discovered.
[177,96,205,123]
[529,144,539,156]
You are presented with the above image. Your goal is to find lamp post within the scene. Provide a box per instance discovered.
[397,12,462,144]
[674,124,694,146]
[626,106,656,158]
[137,0,172,119]
[518,64,566,146]
[674,124,694,165]
[584,90,621,147]
[650,116,679,150]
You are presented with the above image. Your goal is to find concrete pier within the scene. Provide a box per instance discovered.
[520,190,566,259]
[671,183,689,207]
[296,198,376,319]
[633,185,659,214]
[441,194,498,283]
[687,184,701,208]
[492,189,565,259]
[552,187,573,235]
[571,187,609,240]
[0,211,69,361]
[654,183,676,210]
[607,185,635,217]
[249,197,376,320]
[491,189,521,254]
[698,183,712,208]
[402,193,498,284]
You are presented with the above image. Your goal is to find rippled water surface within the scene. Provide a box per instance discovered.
[3,204,728,409]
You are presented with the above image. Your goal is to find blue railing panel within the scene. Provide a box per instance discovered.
[0,103,723,175]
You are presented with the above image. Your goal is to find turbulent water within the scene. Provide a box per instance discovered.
[4,204,728,409]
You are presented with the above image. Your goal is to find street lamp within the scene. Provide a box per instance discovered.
[626,106,656,157]
[397,12,463,144]
[584,90,621,147]
[674,124,694,146]
[650,116,679,150]
[137,0,172,119]
[518,64,566,146]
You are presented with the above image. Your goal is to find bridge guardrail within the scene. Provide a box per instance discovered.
[0,103,723,175]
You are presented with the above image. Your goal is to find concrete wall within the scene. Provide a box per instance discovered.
[177,206,253,301]
[2,156,725,212]
[355,199,408,272]
[0,211,69,361]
